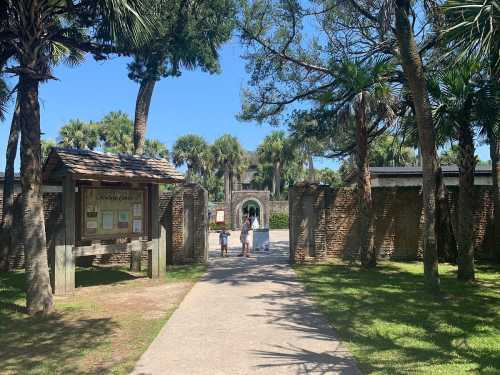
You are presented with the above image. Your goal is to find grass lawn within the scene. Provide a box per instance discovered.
[295,261,500,374]
[0,263,206,375]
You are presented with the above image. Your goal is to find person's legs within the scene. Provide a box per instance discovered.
[244,240,250,257]
[238,240,244,256]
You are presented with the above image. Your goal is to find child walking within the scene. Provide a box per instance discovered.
[219,227,231,257]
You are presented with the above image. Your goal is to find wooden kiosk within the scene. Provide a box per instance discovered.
[43,148,184,295]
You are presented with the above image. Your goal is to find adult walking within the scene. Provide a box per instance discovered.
[238,217,252,257]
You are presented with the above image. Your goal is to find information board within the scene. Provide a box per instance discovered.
[81,187,146,240]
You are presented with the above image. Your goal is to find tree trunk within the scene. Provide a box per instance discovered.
[488,126,500,261]
[19,74,53,315]
[273,161,281,199]
[356,93,376,268]
[435,168,458,263]
[133,79,156,155]
[307,154,315,182]
[395,0,440,290]
[457,122,475,281]
[0,98,20,272]
[186,166,192,183]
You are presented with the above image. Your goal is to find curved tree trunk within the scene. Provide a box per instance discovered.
[457,122,475,281]
[488,127,500,262]
[133,79,156,155]
[19,74,53,315]
[356,94,376,268]
[395,0,440,290]
[0,98,20,272]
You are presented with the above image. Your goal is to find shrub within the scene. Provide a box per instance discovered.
[209,222,225,231]
[269,212,288,229]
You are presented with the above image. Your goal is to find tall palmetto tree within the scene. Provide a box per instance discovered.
[391,0,442,290]
[429,59,484,280]
[144,139,169,159]
[99,111,135,154]
[210,134,245,203]
[335,59,396,268]
[172,134,209,182]
[58,119,100,150]
[257,131,291,199]
[442,0,500,261]
[128,0,235,155]
[0,78,16,272]
[0,0,151,315]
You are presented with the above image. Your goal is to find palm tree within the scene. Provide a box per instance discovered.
[442,0,500,261]
[99,111,135,154]
[335,59,396,268]
[129,0,234,154]
[430,59,484,280]
[0,94,18,272]
[0,1,150,315]
[442,0,499,74]
[210,134,245,204]
[144,139,169,159]
[257,131,290,199]
[393,0,441,290]
[58,119,100,150]
[172,135,209,182]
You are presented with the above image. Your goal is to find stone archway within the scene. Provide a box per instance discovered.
[237,198,264,228]
[229,190,270,229]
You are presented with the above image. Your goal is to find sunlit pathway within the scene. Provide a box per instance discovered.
[131,230,359,375]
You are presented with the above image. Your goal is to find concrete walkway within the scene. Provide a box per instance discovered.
[131,231,359,375]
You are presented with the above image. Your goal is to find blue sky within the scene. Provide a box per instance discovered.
[0,38,490,171]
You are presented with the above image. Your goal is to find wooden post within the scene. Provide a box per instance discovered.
[149,184,165,278]
[52,177,75,295]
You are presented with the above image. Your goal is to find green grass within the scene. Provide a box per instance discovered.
[295,261,500,374]
[0,263,206,375]
[164,264,207,282]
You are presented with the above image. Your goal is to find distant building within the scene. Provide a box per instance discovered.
[370,165,492,187]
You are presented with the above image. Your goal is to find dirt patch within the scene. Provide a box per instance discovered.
[0,266,201,375]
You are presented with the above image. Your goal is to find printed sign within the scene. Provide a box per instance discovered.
[81,187,146,239]
[216,209,225,224]
[133,203,142,217]
[102,211,114,230]
[133,219,142,233]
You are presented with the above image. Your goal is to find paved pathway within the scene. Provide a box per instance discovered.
[131,230,359,375]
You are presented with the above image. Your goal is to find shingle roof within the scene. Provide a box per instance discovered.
[43,148,184,184]
[370,165,492,176]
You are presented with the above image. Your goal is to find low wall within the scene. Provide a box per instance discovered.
[289,184,495,263]
[269,200,289,214]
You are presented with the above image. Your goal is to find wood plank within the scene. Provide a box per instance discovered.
[74,241,152,257]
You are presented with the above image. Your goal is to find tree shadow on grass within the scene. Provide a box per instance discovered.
[293,262,500,374]
[75,266,142,288]
[0,272,119,375]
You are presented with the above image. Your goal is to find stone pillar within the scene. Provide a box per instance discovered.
[149,184,165,279]
[52,177,75,295]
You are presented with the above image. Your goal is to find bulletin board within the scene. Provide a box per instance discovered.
[81,187,147,240]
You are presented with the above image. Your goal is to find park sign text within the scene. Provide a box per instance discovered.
[81,187,147,240]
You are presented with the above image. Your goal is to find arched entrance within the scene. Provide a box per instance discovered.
[242,200,261,224]
[236,197,264,228]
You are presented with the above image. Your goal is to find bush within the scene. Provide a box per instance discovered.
[209,222,225,231]
[269,212,288,229]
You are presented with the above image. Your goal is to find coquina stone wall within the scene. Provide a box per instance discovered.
[289,183,495,263]
[1,183,208,269]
